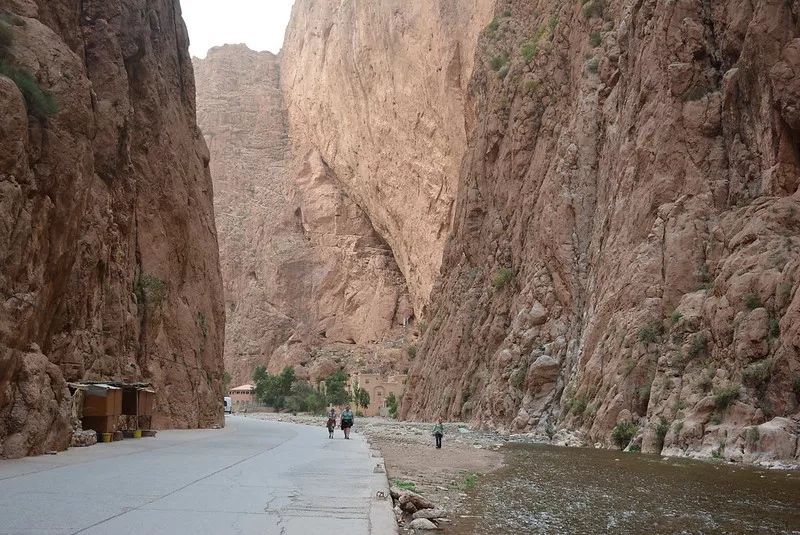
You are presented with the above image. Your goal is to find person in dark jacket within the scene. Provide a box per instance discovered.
[433,418,444,449]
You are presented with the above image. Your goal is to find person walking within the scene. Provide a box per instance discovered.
[433,418,444,449]
[326,409,337,439]
[341,405,354,439]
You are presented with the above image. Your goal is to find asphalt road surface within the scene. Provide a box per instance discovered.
[0,416,395,534]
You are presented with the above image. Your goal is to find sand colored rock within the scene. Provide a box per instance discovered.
[194,45,413,384]
[1,0,223,457]
[282,0,496,316]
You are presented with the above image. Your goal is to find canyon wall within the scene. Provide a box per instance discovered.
[195,45,413,385]
[282,0,496,317]
[399,0,800,462]
[0,0,224,458]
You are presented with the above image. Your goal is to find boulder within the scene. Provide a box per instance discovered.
[408,518,439,530]
[412,508,448,520]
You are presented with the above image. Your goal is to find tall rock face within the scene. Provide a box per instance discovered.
[195,45,413,385]
[0,0,224,458]
[282,0,496,316]
[400,0,800,462]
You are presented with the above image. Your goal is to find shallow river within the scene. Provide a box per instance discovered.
[452,443,800,534]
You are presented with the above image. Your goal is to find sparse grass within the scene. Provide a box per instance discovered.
[498,65,510,79]
[768,318,780,340]
[779,283,792,302]
[490,54,507,71]
[197,312,208,338]
[487,16,500,33]
[521,42,538,63]
[713,382,740,411]
[674,419,684,437]
[669,309,683,325]
[687,332,709,360]
[511,366,526,389]
[744,293,762,310]
[742,359,771,387]
[572,395,588,415]
[526,80,539,92]
[587,58,599,74]
[392,480,419,493]
[638,322,663,344]
[418,321,428,335]
[502,9,512,16]
[681,86,711,102]
[407,345,417,359]
[458,471,480,490]
[492,267,514,289]
[638,384,651,404]
[0,59,60,119]
[611,420,637,450]
[549,15,559,29]
[589,32,602,47]
[623,359,636,375]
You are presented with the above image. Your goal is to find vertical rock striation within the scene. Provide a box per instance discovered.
[400,0,800,462]
[0,0,224,458]
[195,45,413,385]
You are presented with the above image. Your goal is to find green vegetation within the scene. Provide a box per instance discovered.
[352,384,371,412]
[0,20,13,51]
[638,322,663,344]
[674,419,684,437]
[713,382,740,411]
[744,293,762,310]
[742,359,771,387]
[521,42,538,63]
[498,65,510,79]
[779,283,792,302]
[418,321,428,335]
[638,384,652,404]
[253,366,296,410]
[407,345,417,359]
[0,59,59,119]
[745,427,760,448]
[492,267,514,289]
[386,392,399,418]
[655,416,669,451]
[135,273,167,309]
[511,365,526,389]
[572,395,588,416]
[687,332,709,360]
[502,9,512,16]
[611,420,637,450]
[669,309,683,325]
[583,0,605,19]
[549,15,559,29]
[768,318,780,340]
[253,366,349,413]
[623,359,636,375]
[468,267,481,282]
[197,312,208,338]
[392,480,418,492]
[487,16,500,33]
[489,54,508,71]
[680,86,711,102]
[458,471,480,489]
[587,58,599,74]
[696,263,712,289]
[588,32,602,47]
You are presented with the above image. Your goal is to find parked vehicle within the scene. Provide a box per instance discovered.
[223,396,232,414]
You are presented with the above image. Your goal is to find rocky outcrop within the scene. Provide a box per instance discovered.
[398,0,800,463]
[195,45,413,384]
[282,0,496,316]
[1,0,224,458]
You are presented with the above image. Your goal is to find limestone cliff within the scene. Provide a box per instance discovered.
[0,0,224,458]
[195,45,412,385]
[281,0,800,462]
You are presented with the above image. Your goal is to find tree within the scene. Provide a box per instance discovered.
[386,393,399,418]
[352,384,370,411]
[324,371,351,407]
[252,366,296,410]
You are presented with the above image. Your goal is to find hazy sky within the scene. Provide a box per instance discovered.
[180,0,296,58]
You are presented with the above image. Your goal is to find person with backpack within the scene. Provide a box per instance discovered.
[341,406,354,439]
[433,418,444,449]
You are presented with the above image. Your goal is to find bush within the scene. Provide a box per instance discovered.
[521,43,538,63]
[742,359,771,387]
[497,65,510,79]
[587,58,599,74]
[655,416,669,451]
[487,16,500,33]
[197,312,208,338]
[583,0,605,19]
[135,273,167,308]
[502,9,512,16]
[489,55,507,71]
[687,332,709,360]
[713,382,740,411]
[745,427,760,448]
[549,15,559,29]
[744,293,762,310]
[511,366,526,389]
[588,33,602,47]
[418,321,428,335]
[611,420,637,450]
[386,393,399,418]
[492,267,514,289]
[669,309,683,325]
[407,345,417,359]
[638,323,662,344]
[768,318,780,339]
[0,59,59,119]
[0,21,14,50]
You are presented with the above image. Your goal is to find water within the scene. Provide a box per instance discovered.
[452,444,800,534]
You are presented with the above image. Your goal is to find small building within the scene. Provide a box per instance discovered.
[350,373,406,416]
[229,383,256,411]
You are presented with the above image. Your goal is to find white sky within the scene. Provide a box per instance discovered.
[180,0,296,58]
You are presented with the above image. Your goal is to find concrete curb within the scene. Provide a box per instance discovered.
[363,437,398,534]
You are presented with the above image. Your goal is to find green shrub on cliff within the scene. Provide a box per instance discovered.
[611,420,637,450]
[0,59,59,119]
[492,267,514,289]
[135,273,167,308]
[521,42,538,63]
[713,382,740,411]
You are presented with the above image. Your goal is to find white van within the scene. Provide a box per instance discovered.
[224,396,232,414]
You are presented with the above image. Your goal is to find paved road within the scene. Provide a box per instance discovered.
[0,416,396,534]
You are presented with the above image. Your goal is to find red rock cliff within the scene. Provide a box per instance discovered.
[0,0,224,458]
